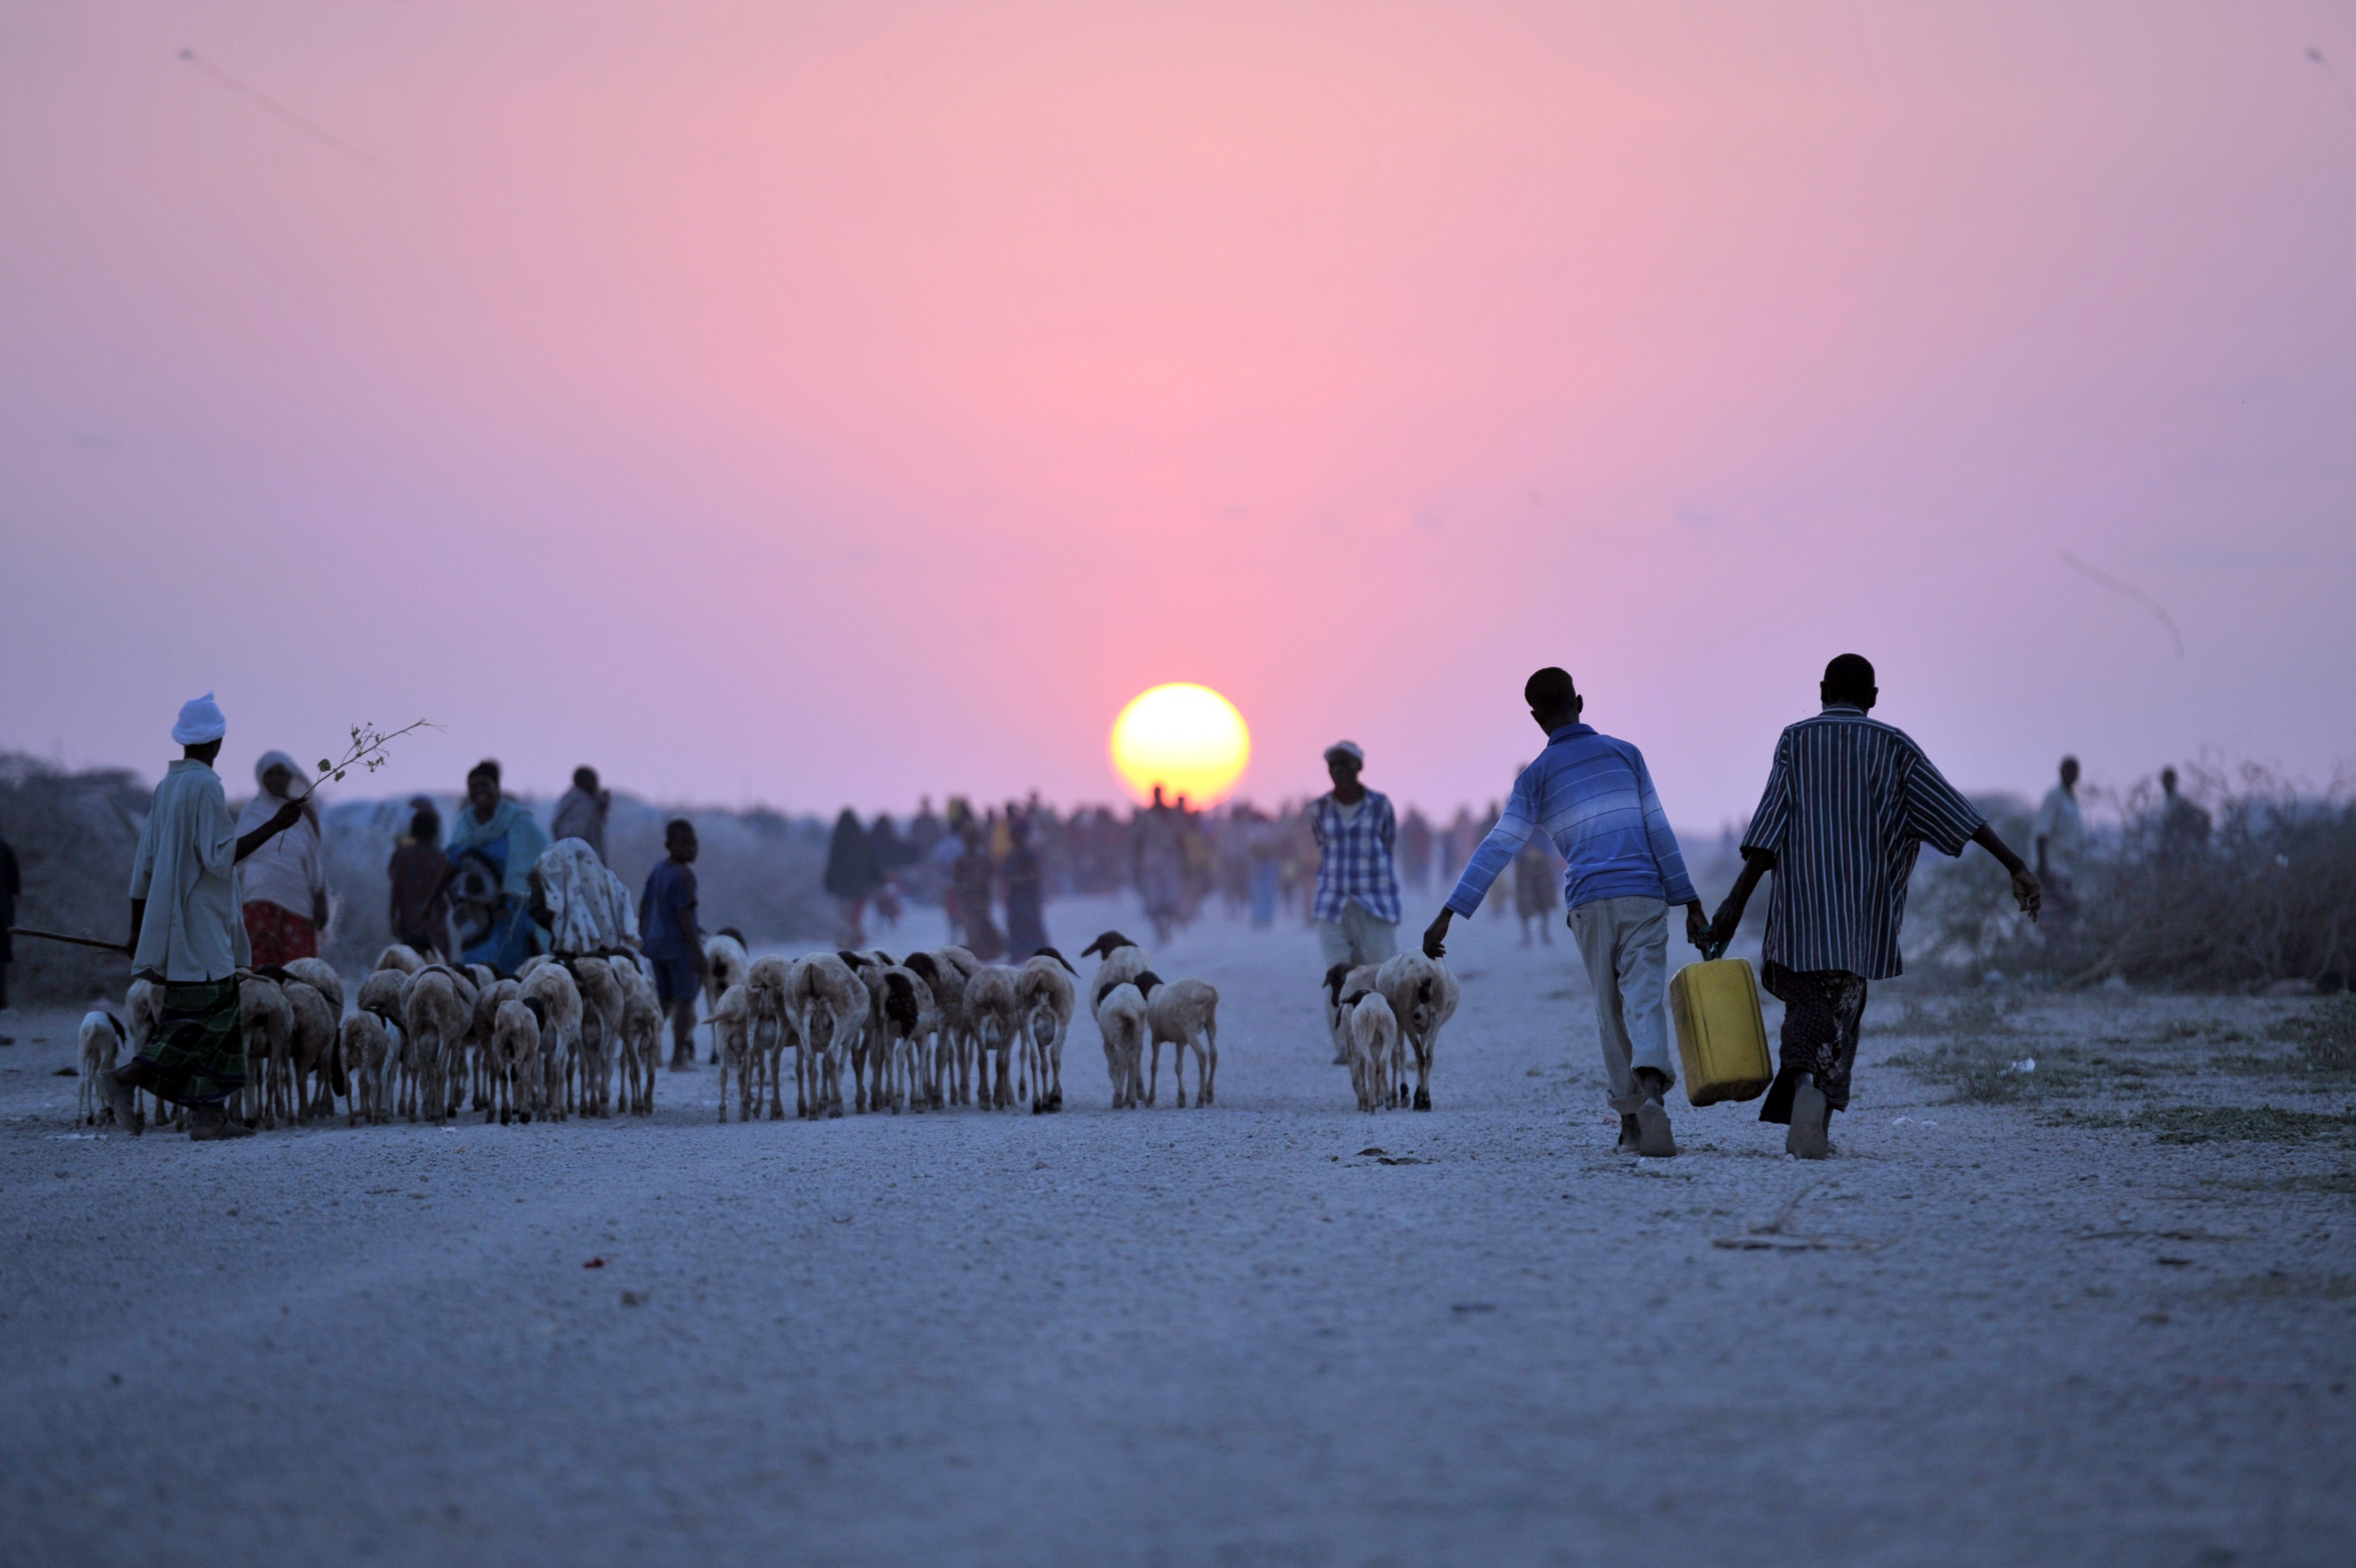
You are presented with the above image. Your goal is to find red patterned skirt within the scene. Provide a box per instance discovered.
[243,901,318,968]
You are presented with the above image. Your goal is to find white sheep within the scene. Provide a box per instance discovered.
[1014,948,1079,1113]
[238,973,295,1129]
[122,979,172,1129]
[902,951,970,1108]
[712,981,754,1122]
[744,955,796,1120]
[521,963,583,1121]
[1093,979,1150,1110]
[1375,951,1459,1111]
[338,1009,398,1126]
[702,931,750,1063]
[78,1011,127,1126]
[1141,973,1220,1108]
[1343,989,1398,1113]
[608,956,662,1116]
[871,964,940,1114]
[1322,961,1380,1069]
[398,967,473,1124]
[962,964,1025,1110]
[280,977,340,1123]
[490,996,546,1124]
[374,942,428,975]
[565,956,625,1118]
[788,952,867,1120]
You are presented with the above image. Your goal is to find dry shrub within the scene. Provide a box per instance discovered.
[0,753,149,1005]
[1907,763,2356,992]
[2269,995,2356,1075]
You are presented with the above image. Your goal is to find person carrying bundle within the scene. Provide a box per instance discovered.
[1705,654,2042,1158]
[1421,668,1706,1157]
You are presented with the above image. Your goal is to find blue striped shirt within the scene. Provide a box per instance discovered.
[1445,725,1699,918]
[1740,705,1984,980]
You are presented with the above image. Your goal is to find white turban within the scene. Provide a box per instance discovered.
[171,691,227,745]
[254,749,302,792]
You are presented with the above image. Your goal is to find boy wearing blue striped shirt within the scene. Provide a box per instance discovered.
[1423,668,1705,1158]
[1707,655,2042,1158]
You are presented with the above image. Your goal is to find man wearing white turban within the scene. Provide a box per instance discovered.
[97,693,306,1140]
[237,749,331,967]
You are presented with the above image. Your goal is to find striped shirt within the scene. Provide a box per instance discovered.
[1445,724,1699,917]
[1309,790,1401,925]
[1740,705,1984,980]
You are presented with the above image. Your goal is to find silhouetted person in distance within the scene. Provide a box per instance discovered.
[550,766,611,862]
[823,808,886,946]
[388,801,453,959]
[2033,756,2084,923]
[639,819,707,1070]
[1309,740,1402,997]
[1707,655,2039,1159]
[1423,668,1704,1155]
[2157,766,2212,863]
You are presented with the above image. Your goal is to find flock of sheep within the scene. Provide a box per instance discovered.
[73,927,1462,1131]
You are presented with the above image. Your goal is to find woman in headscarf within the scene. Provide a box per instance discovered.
[236,750,330,967]
[443,759,549,971]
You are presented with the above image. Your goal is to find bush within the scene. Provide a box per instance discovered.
[2270,995,2356,1075]
[1905,762,2356,992]
[0,753,150,1005]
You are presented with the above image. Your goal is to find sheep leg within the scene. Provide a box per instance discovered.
[1200,1024,1216,1106]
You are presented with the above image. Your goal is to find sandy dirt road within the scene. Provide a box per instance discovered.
[2,895,2351,1566]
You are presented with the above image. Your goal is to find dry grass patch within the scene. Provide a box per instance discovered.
[2134,1105,2356,1145]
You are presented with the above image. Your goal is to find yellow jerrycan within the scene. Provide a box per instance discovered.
[1668,941,1772,1105]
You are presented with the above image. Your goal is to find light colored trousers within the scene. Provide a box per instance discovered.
[1316,900,1399,970]
[1567,894,1676,1113]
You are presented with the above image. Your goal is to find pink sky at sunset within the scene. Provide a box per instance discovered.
[4,1,2352,834]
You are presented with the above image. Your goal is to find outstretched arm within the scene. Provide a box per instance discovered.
[1973,822,2041,920]
[234,799,305,864]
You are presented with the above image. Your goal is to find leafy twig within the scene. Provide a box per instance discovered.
[287,719,439,802]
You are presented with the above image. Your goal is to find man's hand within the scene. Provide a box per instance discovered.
[1421,909,1453,960]
[270,798,305,834]
[2010,866,2042,922]
[1682,900,1708,948]
[311,894,330,933]
[1704,901,1742,952]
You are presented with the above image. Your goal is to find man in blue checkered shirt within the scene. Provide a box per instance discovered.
[1308,740,1401,978]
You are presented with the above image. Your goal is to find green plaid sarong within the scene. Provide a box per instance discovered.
[138,976,247,1108]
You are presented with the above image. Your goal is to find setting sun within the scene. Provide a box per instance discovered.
[1108,684,1251,807]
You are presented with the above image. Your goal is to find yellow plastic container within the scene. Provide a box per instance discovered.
[1669,957,1772,1106]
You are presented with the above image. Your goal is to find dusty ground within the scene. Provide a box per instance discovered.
[2,895,2351,1567]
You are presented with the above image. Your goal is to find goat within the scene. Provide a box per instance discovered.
[338,1009,400,1126]
[521,963,584,1120]
[1343,990,1398,1112]
[702,932,750,1063]
[1014,948,1078,1113]
[711,982,754,1122]
[1093,979,1149,1109]
[280,956,345,1019]
[787,952,867,1119]
[1142,974,1220,1108]
[78,1011,127,1126]
[1375,951,1460,1111]
[354,970,407,1121]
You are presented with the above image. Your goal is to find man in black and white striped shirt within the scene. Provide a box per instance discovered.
[1706,654,2042,1158]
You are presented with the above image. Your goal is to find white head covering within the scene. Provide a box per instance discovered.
[1324,740,1365,764]
[254,750,302,792]
[172,691,227,745]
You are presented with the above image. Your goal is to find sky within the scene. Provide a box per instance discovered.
[4,1,2353,831]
